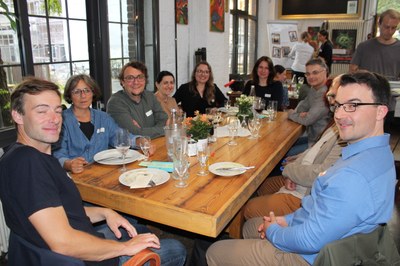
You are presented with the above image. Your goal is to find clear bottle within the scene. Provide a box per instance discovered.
[249,85,256,97]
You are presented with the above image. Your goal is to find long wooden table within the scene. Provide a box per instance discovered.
[71,112,303,238]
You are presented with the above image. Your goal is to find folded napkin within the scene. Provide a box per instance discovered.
[216,125,251,137]
[123,170,154,189]
[139,161,173,172]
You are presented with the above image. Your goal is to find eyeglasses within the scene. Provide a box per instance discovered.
[71,88,93,96]
[305,69,326,77]
[196,70,210,75]
[330,102,384,113]
[124,74,146,82]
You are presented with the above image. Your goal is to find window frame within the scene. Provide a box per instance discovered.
[229,0,258,75]
[0,0,160,148]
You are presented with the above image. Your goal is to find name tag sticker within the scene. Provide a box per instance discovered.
[265,94,271,98]
[146,110,153,117]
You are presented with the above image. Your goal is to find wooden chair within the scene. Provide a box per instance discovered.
[9,231,160,266]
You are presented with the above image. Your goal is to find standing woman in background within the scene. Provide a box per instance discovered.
[173,61,226,117]
[317,30,333,72]
[287,31,314,84]
[154,70,180,120]
[243,56,284,111]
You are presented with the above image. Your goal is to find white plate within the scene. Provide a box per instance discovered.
[119,168,170,189]
[209,162,246,177]
[94,149,142,165]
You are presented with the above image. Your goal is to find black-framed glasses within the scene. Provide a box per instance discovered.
[330,102,384,113]
[71,88,93,96]
[124,74,145,82]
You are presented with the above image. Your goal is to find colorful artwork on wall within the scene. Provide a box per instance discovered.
[176,0,188,25]
[331,29,357,63]
[210,0,224,32]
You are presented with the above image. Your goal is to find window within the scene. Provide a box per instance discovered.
[108,0,138,93]
[0,0,21,145]
[0,0,159,147]
[229,0,258,75]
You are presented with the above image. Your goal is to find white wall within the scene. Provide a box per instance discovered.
[159,0,230,95]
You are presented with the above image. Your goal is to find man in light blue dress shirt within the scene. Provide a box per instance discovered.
[206,71,396,265]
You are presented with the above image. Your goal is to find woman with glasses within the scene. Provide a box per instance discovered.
[53,74,144,174]
[173,61,226,117]
[243,56,285,111]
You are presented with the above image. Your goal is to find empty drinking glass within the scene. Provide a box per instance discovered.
[115,128,131,172]
[227,116,239,146]
[139,136,151,161]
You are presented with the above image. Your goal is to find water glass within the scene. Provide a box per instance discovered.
[227,117,239,146]
[172,155,190,188]
[247,118,258,139]
[139,136,151,161]
[196,142,210,176]
[266,100,278,122]
[115,128,131,172]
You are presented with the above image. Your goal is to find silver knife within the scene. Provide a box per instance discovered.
[216,166,255,171]
[96,156,133,162]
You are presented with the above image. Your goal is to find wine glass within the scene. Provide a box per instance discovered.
[172,155,190,188]
[196,143,210,176]
[115,128,131,172]
[139,136,151,161]
[227,116,239,146]
[253,98,265,118]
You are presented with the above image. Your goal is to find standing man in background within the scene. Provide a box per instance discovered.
[350,9,400,81]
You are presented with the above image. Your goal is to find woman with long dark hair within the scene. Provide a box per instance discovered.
[173,61,226,117]
[243,56,284,110]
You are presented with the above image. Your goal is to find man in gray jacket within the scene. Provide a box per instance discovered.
[244,75,344,218]
[287,58,331,155]
[107,61,168,139]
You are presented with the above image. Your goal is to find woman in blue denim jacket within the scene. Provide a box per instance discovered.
[53,74,143,174]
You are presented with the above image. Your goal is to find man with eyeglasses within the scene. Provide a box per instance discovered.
[206,71,397,265]
[107,61,168,139]
[350,9,400,81]
[287,58,331,155]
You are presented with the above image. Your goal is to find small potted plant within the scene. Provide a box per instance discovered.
[183,111,213,142]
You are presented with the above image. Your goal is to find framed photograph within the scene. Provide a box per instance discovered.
[210,0,224,32]
[281,46,291,57]
[307,26,320,41]
[289,31,298,42]
[176,0,188,25]
[272,46,281,58]
[331,29,357,63]
[271,33,281,45]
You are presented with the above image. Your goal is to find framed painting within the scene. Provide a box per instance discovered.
[210,0,224,32]
[176,0,188,25]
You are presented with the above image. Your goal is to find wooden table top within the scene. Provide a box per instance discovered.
[71,112,304,237]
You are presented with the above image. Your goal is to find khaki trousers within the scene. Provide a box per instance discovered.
[206,218,310,266]
[243,176,302,219]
